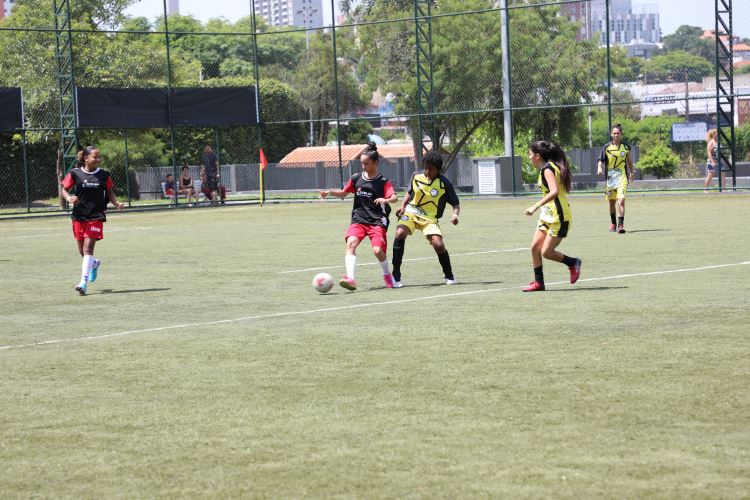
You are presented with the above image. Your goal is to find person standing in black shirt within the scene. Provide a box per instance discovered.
[61,146,124,295]
[201,143,221,205]
[317,143,398,291]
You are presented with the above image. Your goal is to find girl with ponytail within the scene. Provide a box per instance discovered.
[522,141,580,292]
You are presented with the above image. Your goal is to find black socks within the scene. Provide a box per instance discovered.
[534,265,544,284]
[392,238,405,281]
[438,251,454,280]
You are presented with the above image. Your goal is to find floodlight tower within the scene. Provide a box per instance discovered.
[52,0,79,172]
[714,0,735,190]
[414,0,437,167]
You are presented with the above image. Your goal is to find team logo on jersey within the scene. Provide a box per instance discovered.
[620,151,626,157]
[356,188,373,198]
[430,188,438,196]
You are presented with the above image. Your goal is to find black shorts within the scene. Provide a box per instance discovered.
[205,177,219,190]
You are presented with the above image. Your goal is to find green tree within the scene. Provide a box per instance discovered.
[354,1,607,166]
[344,119,374,144]
[659,25,713,62]
[641,51,713,83]
[638,143,680,178]
[294,31,367,146]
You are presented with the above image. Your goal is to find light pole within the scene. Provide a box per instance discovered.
[297,3,318,146]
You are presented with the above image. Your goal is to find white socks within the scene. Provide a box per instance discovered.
[378,259,390,276]
[345,254,357,279]
[81,255,95,282]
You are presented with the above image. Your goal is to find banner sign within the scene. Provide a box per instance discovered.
[671,122,707,142]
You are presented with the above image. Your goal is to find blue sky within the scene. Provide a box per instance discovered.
[124,0,749,39]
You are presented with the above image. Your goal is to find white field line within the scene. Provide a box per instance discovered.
[6,227,151,239]
[1,260,748,352]
[280,248,529,274]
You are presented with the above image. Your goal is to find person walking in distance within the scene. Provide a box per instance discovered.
[597,123,635,233]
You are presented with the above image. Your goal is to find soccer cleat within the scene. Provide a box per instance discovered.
[569,258,581,284]
[75,281,88,296]
[88,259,100,282]
[393,280,404,288]
[522,281,545,292]
[445,279,458,285]
[339,276,357,291]
[617,224,626,234]
[609,223,616,232]
[383,273,394,288]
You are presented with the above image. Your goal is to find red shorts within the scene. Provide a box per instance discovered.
[345,223,387,250]
[72,220,104,241]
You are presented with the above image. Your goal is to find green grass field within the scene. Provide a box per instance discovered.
[1,194,749,497]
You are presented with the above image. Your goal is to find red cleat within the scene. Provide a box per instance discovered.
[617,224,626,234]
[609,223,616,232]
[522,281,545,292]
[569,258,581,284]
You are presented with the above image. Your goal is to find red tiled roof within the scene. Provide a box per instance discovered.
[735,43,750,52]
[279,143,429,167]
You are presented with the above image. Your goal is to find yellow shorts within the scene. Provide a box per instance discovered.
[605,171,627,200]
[397,213,443,238]
[537,216,570,238]
[605,183,627,200]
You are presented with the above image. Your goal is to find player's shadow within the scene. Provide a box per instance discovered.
[625,229,669,233]
[98,288,170,294]
[547,285,629,292]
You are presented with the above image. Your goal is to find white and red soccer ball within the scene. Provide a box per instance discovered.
[312,272,334,293]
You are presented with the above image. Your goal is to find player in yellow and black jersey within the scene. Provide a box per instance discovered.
[391,150,460,287]
[597,123,635,233]
[522,141,581,292]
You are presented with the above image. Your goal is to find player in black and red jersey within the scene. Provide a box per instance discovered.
[61,146,124,295]
[317,142,398,291]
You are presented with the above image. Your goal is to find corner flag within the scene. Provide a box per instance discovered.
[259,148,268,205]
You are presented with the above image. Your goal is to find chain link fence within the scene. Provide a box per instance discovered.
[0,0,746,217]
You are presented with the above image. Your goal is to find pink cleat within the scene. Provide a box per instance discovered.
[522,281,545,292]
[383,274,394,288]
[339,276,357,291]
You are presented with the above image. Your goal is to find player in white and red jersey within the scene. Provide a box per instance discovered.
[61,146,124,295]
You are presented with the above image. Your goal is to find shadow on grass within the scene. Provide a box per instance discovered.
[625,229,669,233]
[547,286,629,292]
[98,288,170,294]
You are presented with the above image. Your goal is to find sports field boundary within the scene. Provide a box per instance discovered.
[2,260,748,352]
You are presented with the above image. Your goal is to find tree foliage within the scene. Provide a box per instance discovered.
[641,51,713,83]
[659,25,713,62]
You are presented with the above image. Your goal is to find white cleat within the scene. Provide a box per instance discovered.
[446,279,457,285]
[393,280,404,288]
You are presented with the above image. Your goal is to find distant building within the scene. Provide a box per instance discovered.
[2,0,17,19]
[254,0,325,29]
[561,0,661,55]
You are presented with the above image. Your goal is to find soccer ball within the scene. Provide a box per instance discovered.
[312,272,334,293]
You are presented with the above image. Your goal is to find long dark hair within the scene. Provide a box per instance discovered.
[529,140,571,192]
[361,141,379,162]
